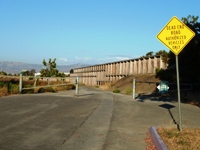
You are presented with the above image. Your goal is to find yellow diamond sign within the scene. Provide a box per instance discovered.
[157,16,195,55]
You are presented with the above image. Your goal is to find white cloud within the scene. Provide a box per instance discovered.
[115,56,131,61]
[99,55,132,63]
[59,58,68,62]
[75,56,93,61]
[72,55,132,65]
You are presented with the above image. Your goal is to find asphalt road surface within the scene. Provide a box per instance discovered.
[0,86,200,150]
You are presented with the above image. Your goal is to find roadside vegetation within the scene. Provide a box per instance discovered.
[145,127,200,150]
[112,88,120,93]
[0,58,75,97]
[0,77,75,97]
[157,127,200,150]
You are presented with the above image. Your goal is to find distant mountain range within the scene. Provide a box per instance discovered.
[0,61,89,74]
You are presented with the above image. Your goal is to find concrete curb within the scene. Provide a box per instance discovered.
[149,126,168,150]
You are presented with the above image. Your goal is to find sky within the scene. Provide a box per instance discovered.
[0,0,199,66]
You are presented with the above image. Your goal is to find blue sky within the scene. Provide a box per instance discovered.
[0,0,199,65]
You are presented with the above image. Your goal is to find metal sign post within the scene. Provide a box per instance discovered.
[75,77,79,97]
[133,79,136,99]
[157,16,195,132]
[19,74,22,94]
[176,55,182,131]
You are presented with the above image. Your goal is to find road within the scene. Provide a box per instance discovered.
[0,86,200,150]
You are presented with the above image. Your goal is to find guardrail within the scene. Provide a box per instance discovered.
[19,74,77,93]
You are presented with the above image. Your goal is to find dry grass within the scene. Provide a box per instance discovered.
[144,126,200,150]
[144,133,156,150]
[0,87,9,97]
[157,127,200,150]
[108,74,160,95]
[99,83,112,90]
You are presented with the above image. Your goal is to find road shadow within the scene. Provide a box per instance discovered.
[135,93,177,102]
[159,103,177,125]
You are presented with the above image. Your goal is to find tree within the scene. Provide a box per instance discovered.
[57,72,66,77]
[40,58,59,77]
[140,51,154,58]
[156,50,169,66]
[0,71,7,75]
[156,15,200,83]
[21,69,36,76]
[21,70,29,76]
[70,69,74,74]
[145,51,154,57]
[29,69,36,76]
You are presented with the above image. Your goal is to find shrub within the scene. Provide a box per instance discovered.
[0,82,5,88]
[38,88,45,93]
[29,77,34,80]
[9,83,19,93]
[37,87,56,93]
[113,89,120,93]
[22,89,34,94]
[125,88,132,95]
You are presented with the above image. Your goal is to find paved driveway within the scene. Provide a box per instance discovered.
[0,86,200,150]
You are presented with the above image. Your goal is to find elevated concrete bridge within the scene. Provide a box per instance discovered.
[71,55,166,86]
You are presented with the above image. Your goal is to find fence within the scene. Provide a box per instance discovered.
[19,74,77,93]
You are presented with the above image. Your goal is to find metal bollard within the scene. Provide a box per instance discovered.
[75,77,79,97]
[133,78,136,99]
[19,74,22,93]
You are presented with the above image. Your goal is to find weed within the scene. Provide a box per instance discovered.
[125,88,132,95]
[29,77,34,80]
[9,83,19,94]
[113,89,120,93]
[37,87,56,93]
[46,87,56,92]
[38,88,45,93]
[177,139,189,146]
[0,82,5,87]
[164,130,180,138]
[22,89,34,94]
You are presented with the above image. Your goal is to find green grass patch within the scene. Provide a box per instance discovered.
[125,87,132,95]
[113,89,120,93]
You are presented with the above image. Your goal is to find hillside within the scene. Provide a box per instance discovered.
[101,74,200,106]
[105,74,160,95]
